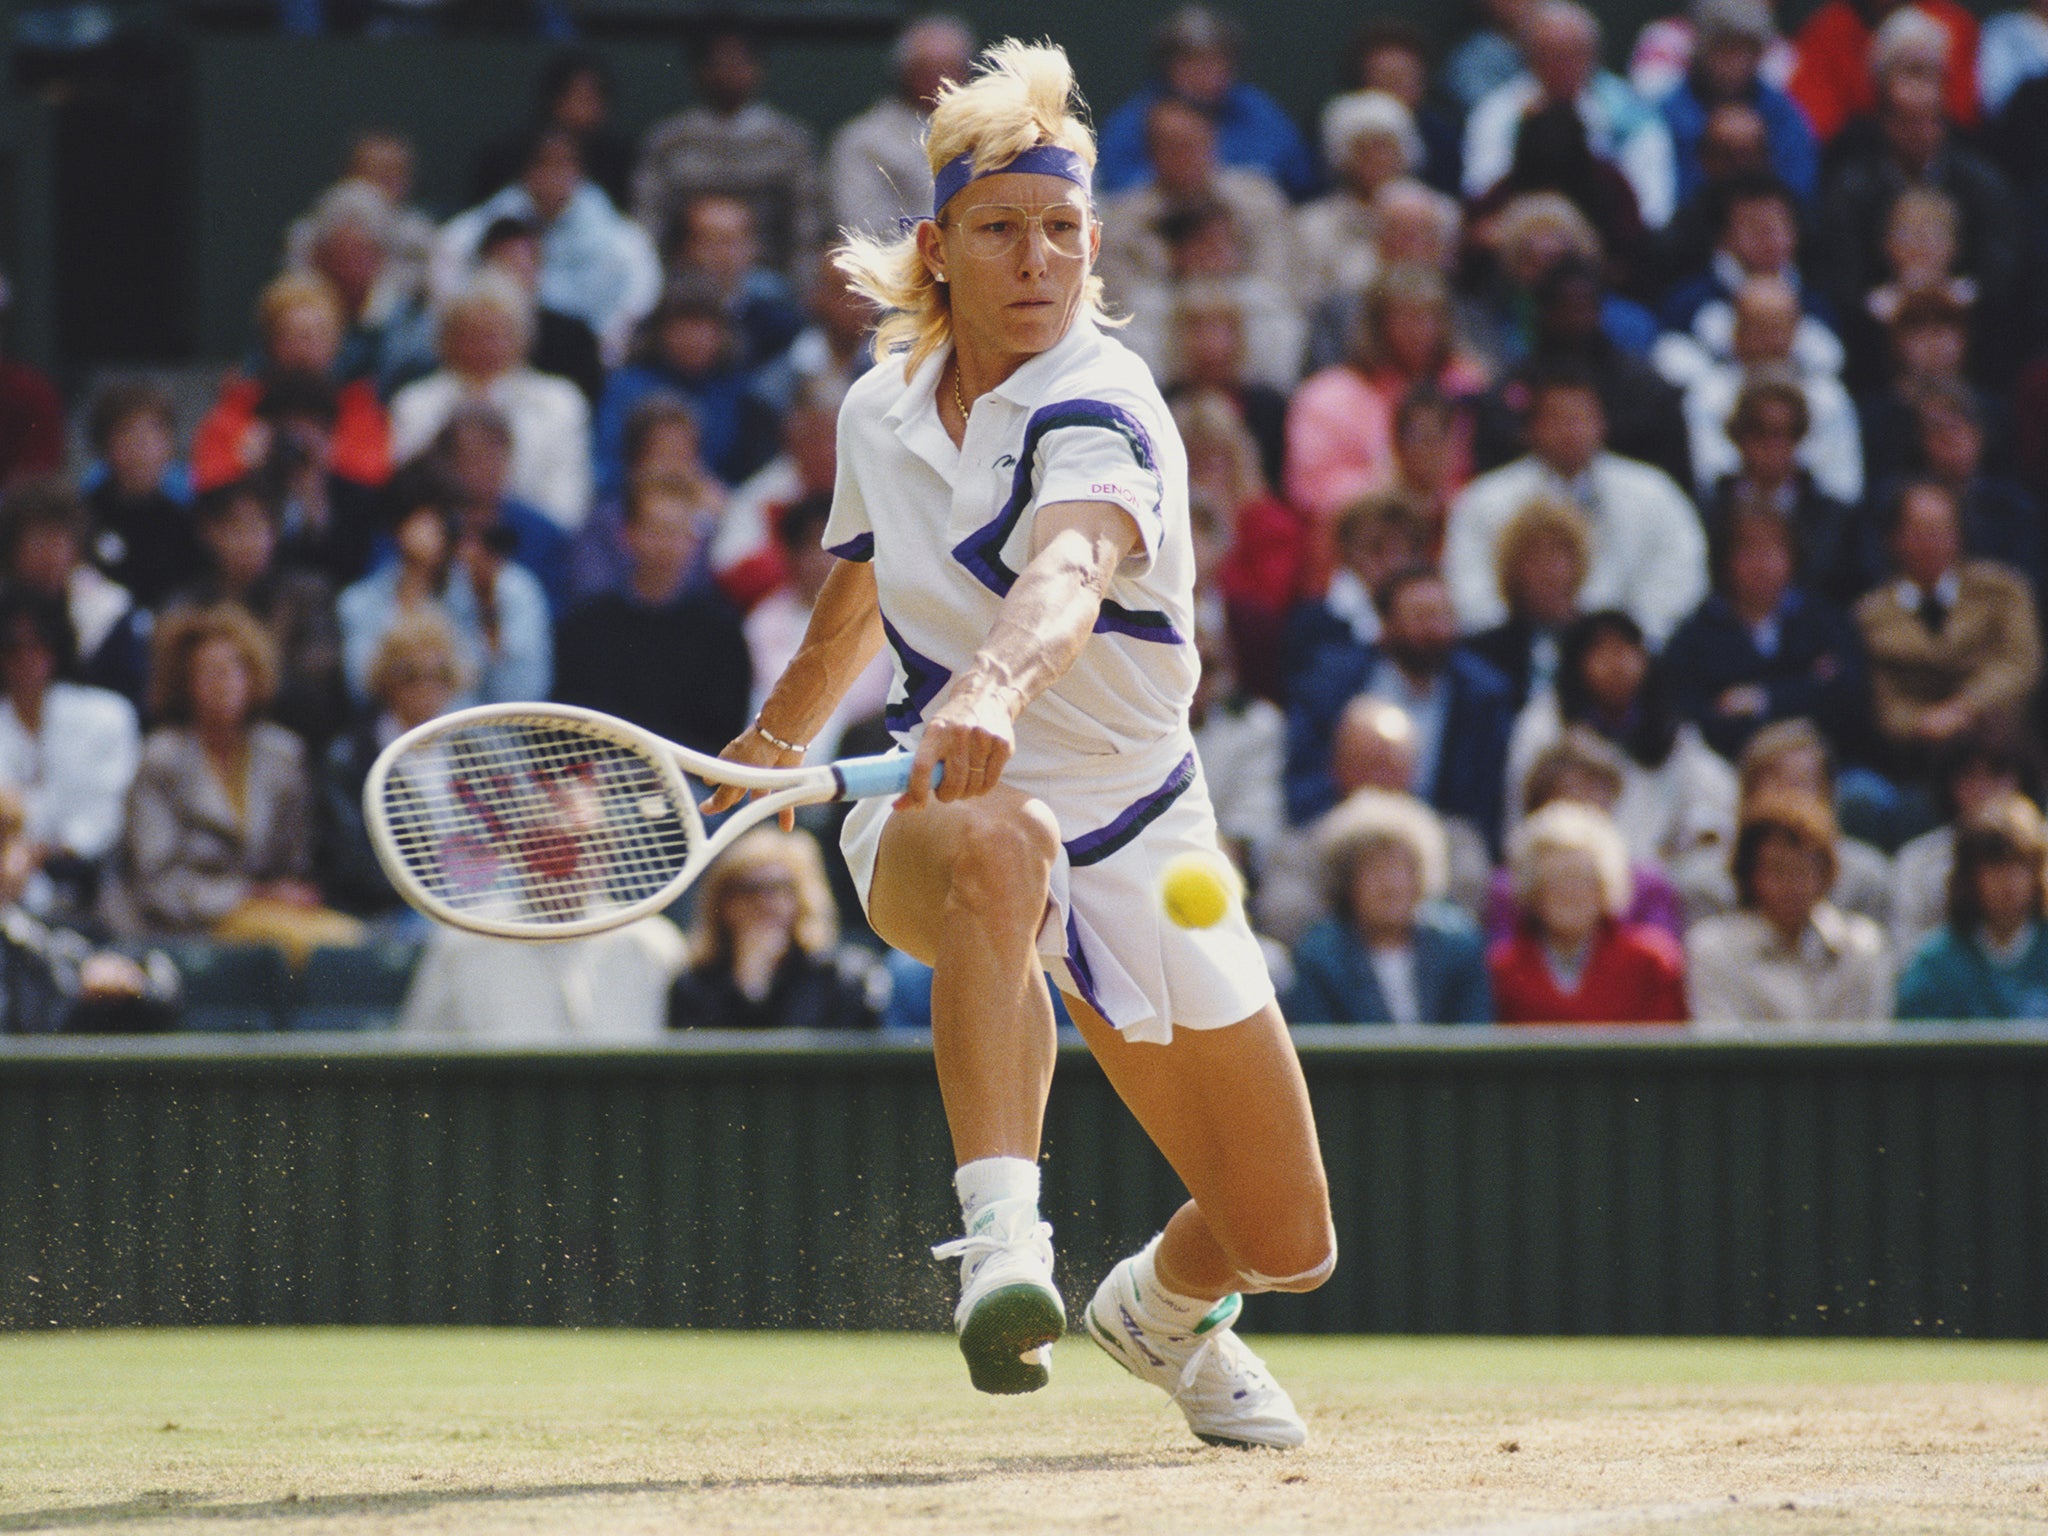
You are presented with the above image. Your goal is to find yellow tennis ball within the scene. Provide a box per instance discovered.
[1160,852,1236,929]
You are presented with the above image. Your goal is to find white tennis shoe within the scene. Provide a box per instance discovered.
[931,1198,1065,1395]
[1084,1246,1307,1449]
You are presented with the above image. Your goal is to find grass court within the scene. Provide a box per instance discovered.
[1,1330,2044,1534]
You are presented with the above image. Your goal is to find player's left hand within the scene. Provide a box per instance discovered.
[901,682,1014,809]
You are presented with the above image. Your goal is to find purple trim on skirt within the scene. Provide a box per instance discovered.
[1061,751,1197,868]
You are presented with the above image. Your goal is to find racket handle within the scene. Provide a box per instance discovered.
[831,753,945,801]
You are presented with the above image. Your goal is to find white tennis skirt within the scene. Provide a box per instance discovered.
[840,739,1274,1045]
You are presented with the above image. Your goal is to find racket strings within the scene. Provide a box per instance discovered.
[381,718,696,927]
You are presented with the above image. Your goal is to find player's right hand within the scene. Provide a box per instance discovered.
[705,725,805,830]
[900,684,1015,810]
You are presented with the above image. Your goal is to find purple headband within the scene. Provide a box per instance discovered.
[930,144,1091,218]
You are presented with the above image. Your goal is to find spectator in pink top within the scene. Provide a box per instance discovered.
[1284,264,1488,531]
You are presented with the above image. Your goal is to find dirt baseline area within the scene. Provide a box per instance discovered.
[0,1332,2043,1536]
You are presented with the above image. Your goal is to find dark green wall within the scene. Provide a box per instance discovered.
[3,1028,2044,1335]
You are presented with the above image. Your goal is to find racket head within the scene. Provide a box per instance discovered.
[365,703,708,939]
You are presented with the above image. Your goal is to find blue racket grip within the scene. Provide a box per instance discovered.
[831,752,944,800]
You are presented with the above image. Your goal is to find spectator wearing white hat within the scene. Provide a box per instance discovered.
[1292,91,1422,315]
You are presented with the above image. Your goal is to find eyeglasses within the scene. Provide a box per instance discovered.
[944,202,1092,261]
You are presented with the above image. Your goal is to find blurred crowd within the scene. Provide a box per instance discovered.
[5,0,2048,1036]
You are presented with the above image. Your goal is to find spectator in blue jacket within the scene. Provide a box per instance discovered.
[1698,375,1863,607]
[1664,495,1866,761]
[593,278,779,496]
[1093,7,1318,201]
[1286,789,1493,1024]
[1285,564,1516,848]
[1897,793,2048,1019]
[429,403,573,617]
[664,194,807,370]
[1657,0,1819,209]
[1340,20,1466,197]
[1656,173,1840,357]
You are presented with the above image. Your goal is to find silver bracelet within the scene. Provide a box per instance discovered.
[753,720,809,755]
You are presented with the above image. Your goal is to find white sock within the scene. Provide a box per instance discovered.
[1131,1235,1221,1329]
[954,1156,1040,1232]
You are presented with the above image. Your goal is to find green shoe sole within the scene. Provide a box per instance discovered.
[958,1283,1065,1395]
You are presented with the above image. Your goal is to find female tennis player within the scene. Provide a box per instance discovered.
[707,39,1334,1449]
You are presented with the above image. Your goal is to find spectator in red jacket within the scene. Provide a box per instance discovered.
[1177,389,1310,701]
[1489,799,1690,1022]
[191,272,391,494]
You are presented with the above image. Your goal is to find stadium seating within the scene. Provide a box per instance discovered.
[165,941,293,1033]
[287,940,424,1032]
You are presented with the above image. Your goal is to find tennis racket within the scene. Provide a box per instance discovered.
[363,701,937,939]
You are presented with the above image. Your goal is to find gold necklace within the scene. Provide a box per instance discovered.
[952,361,968,423]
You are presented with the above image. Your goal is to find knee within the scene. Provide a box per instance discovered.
[1238,1229,1337,1295]
[1232,1190,1336,1295]
[947,802,1060,914]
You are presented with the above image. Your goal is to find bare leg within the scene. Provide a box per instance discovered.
[868,786,1062,1164]
[1064,995,1334,1300]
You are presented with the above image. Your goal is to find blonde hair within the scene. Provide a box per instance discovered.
[436,270,536,359]
[1352,262,1453,372]
[834,38,1111,379]
[149,603,280,725]
[1317,789,1449,907]
[1511,800,1633,918]
[1494,193,1603,281]
[690,827,838,968]
[365,610,473,705]
[1320,89,1421,174]
[1493,494,1591,610]
[1172,388,1267,504]
[257,271,344,341]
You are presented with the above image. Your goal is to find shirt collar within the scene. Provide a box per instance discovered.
[1369,654,1445,707]
[882,346,958,479]
[1895,570,1961,609]
[1324,568,1380,644]
[1752,902,1850,961]
[987,315,1101,410]
[1534,454,1606,506]
[1712,247,1797,296]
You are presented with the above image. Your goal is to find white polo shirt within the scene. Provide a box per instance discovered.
[822,316,1275,1042]
[823,315,1197,780]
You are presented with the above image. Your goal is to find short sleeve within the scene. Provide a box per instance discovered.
[820,409,873,562]
[1027,401,1166,574]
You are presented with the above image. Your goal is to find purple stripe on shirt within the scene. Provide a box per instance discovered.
[1093,600,1184,643]
[951,397,1162,600]
[880,613,950,734]
[826,532,874,562]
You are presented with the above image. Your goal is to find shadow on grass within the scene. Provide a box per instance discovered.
[0,1451,1194,1529]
